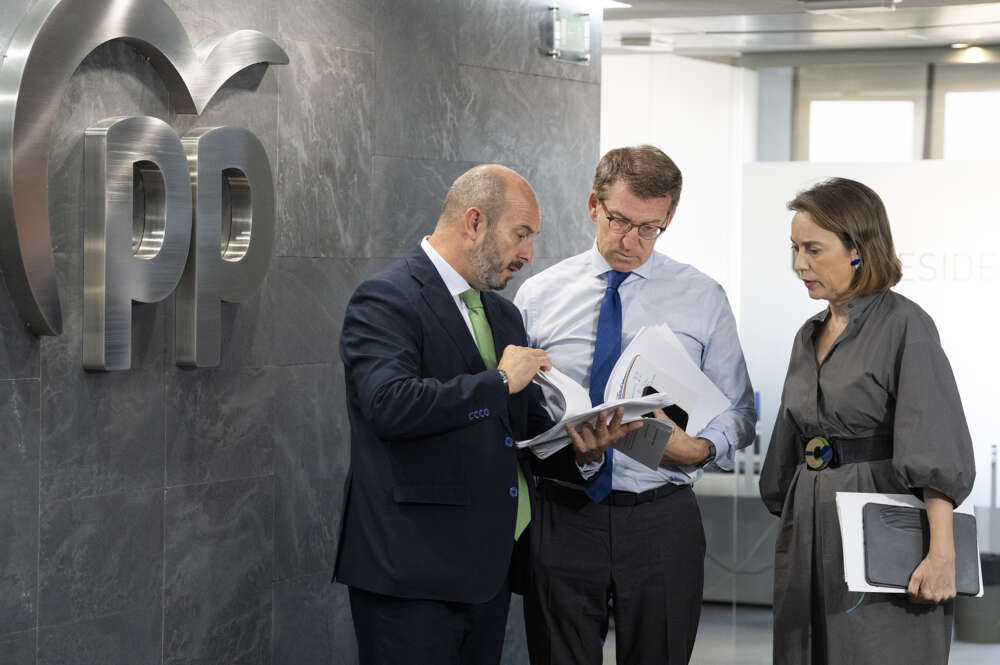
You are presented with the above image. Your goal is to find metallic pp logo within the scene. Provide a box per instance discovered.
[0,0,289,369]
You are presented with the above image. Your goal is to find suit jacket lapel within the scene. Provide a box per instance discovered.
[406,249,485,373]
[481,293,516,362]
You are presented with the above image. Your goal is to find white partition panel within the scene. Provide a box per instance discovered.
[742,161,1000,506]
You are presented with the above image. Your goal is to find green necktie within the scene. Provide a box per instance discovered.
[459,288,530,540]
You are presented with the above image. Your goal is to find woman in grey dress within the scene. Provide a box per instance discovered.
[759,178,976,665]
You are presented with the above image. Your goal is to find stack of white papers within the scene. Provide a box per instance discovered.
[517,324,732,471]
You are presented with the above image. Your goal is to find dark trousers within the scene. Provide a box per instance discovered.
[349,581,511,665]
[524,483,705,665]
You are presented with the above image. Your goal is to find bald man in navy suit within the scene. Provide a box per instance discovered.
[334,164,638,665]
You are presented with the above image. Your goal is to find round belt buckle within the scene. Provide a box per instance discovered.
[805,436,833,471]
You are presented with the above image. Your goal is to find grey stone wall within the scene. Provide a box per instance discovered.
[0,1,601,663]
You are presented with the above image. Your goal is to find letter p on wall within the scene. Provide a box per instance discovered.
[84,119,274,370]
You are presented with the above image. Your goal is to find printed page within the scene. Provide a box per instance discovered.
[531,367,592,422]
[518,392,674,460]
[605,324,731,436]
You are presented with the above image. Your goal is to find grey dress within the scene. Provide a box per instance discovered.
[759,290,976,665]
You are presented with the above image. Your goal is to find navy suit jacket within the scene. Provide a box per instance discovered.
[334,247,578,603]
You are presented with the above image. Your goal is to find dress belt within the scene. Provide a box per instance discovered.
[538,477,684,506]
[801,434,893,470]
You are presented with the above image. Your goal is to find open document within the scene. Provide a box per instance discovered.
[516,324,733,471]
[519,366,675,468]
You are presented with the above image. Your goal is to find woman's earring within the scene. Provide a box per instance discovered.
[851,258,861,269]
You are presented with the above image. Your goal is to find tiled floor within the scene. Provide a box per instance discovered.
[602,602,1000,664]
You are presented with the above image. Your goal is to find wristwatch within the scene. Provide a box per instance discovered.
[497,369,509,391]
[700,439,716,468]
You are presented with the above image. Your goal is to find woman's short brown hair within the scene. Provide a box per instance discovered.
[594,145,682,215]
[788,178,902,299]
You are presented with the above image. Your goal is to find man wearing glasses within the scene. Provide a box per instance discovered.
[514,145,755,665]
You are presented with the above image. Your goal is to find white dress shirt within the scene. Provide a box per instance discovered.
[514,244,756,491]
[421,237,477,341]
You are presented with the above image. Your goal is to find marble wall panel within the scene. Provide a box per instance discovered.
[268,257,391,367]
[164,477,274,665]
[0,379,39,506]
[521,162,598,260]
[272,573,356,665]
[277,0,373,54]
[40,344,164,503]
[0,381,38,634]
[0,630,35,665]
[39,367,165,503]
[37,608,161,665]
[165,366,276,486]
[455,66,599,169]
[455,66,599,259]
[275,40,374,258]
[274,363,350,580]
[459,0,602,85]
[209,291,274,370]
[37,490,163,627]
[369,156,480,256]
[0,273,39,379]
[39,251,166,501]
[373,0,464,161]
[0,500,36,636]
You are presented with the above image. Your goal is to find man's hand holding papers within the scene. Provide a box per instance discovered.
[563,406,642,465]
[518,324,733,472]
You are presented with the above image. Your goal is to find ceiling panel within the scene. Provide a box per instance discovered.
[606,0,999,20]
[603,1,1000,54]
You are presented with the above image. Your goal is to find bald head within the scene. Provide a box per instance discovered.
[427,164,540,291]
[439,164,535,228]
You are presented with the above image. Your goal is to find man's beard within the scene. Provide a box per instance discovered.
[471,229,523,291]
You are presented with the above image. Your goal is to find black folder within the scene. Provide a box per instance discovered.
[862,502,980,596]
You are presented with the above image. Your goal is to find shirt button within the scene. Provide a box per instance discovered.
[509,487,518,497]
[504,436,514,447]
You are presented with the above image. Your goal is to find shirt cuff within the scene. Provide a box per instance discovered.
[576,458,603,479]
[700,428,733,471]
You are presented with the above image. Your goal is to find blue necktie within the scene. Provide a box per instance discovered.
[585,270,630,503]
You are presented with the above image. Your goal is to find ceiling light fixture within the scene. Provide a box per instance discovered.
[959,47,988,63]
[951,43,971,49]
[599,1,632,8]
[799,0,899,10]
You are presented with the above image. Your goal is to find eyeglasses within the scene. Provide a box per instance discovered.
[599,200,666,240]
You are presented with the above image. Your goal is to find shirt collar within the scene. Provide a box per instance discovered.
[587,242,656,281]
[420,237,473,297]
[805,290,887,328]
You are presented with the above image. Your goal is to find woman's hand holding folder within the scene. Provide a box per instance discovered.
[907,488,958,604]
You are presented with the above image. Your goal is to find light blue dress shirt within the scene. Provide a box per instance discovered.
[514,244,756,491]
